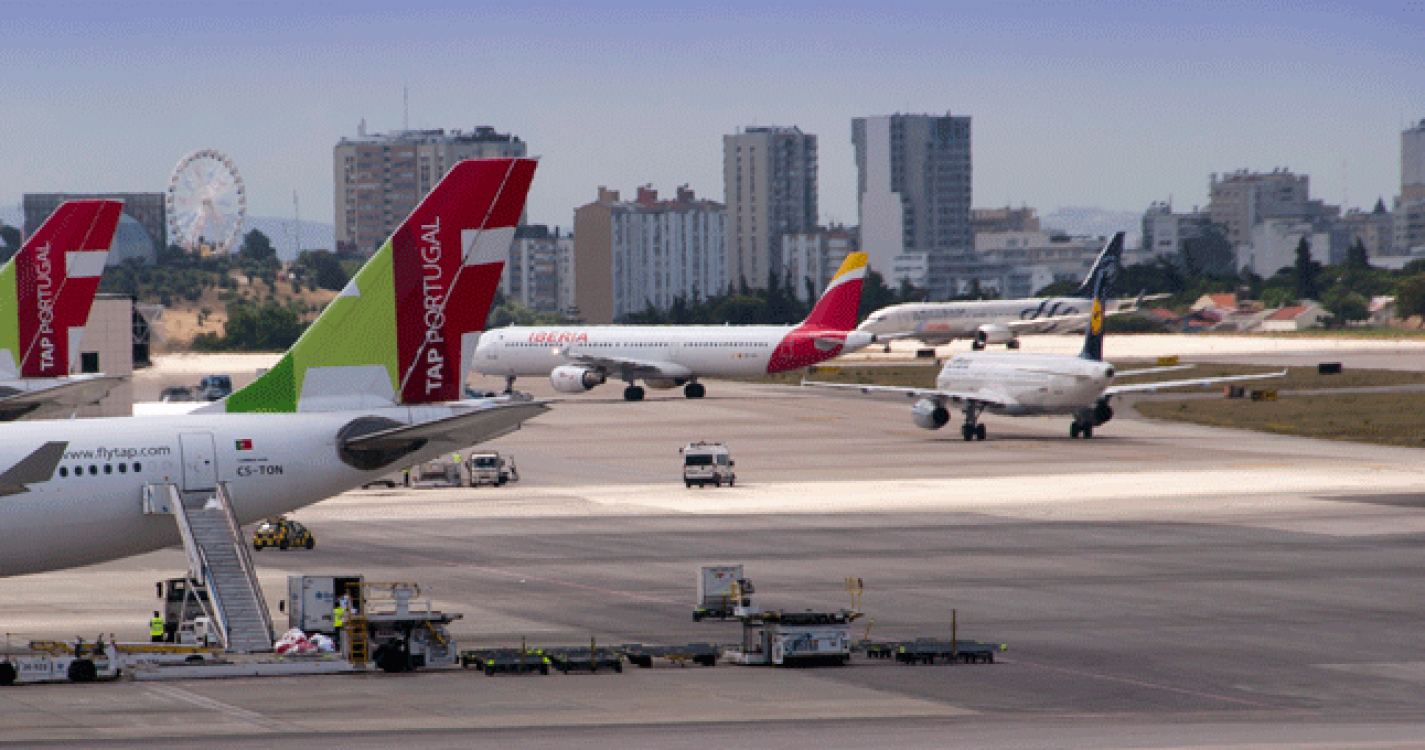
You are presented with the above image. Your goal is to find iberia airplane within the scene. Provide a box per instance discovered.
[474,252,874,400]
[0,199,126,420]
[0,159,546,577]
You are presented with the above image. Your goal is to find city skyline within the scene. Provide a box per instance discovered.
[2,1,1420,237]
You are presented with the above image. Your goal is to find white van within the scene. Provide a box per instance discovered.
[682,442,735,488]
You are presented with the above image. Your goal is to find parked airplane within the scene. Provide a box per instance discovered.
[856,235,1145,350]
[0,199,126,420]
[474,252,874,400]
[806,233,1283,441]
[0,158,546,577]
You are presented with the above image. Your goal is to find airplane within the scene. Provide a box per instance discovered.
[0,199,127,420]
[0,158,547,577]
[473,252,875,401]
[855,236,1149,351]
[805,233,1284,441]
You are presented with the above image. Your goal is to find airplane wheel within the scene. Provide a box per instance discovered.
[1083,425,1094,439]
[1006,340,1020,350]
[975,424,987,441]
[685,383,705,399]
[623,386,645,401]
[961,425,974,441]
[972,341,985,351]
[1070,423,1081,439]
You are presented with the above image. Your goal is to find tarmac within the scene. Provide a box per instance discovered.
[8,340,1425,747]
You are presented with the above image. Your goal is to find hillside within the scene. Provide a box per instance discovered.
[153,275,338,353]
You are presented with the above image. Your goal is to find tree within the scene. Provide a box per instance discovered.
[857,269,896,321]
[0,225,21,263]
[293,250,348,291]
[1347,238,1370,270]
[239,229,277,264]
[1395,275,1425,319]
[1322,288,1369,325]
[1293,237,1321,300]
[1181,223,1235,278]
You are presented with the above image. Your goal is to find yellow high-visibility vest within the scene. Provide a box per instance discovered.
[333,606,345,628]
[150,617,165,637]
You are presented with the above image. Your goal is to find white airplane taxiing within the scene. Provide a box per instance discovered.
[807,233,1284,441]
[0,199,128,420]
[0,158,546,577]
[856,234,1146,350]
[473,252,875,401]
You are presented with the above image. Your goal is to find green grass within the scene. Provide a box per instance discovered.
[1136,392,1425,448]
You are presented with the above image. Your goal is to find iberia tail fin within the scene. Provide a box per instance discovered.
[214,158,537,414]
[800,252,868,332]
[0,200,123,379]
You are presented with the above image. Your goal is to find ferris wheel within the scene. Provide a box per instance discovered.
[167,149,247,254]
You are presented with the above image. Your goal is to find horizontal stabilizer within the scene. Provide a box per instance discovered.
[343,401,548,454]
[0,374,126,421]
[0,441,67,496]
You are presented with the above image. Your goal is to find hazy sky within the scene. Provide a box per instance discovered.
[2,1,1420,235]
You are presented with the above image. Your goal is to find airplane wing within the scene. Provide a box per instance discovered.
[343,400,549,454]
[1115,364,1195,377]
[800,380,1021,410]
[559,349,693,380]
[0,375,127,421]
[1105,370,1287,396]
[0,441,68,497]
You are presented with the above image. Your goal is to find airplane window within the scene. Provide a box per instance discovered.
[89,466,98,475]
[104,465,113,475]
[134,462,142,472]
[119,463,128,473]
[59,467,68,478]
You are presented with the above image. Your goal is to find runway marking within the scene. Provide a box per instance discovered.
[467,564,683,606]
[1002,656,1278,709]
[144,684,287,732]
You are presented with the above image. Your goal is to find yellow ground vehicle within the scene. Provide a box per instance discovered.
[251,518,315,551]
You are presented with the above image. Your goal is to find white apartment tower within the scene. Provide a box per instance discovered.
[573,186,727,324]
[723,126,818,289]
[852,113,972,297]
[334,124,526,254]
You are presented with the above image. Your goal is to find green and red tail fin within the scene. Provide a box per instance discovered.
[215,158,536,414]
[0,200,122,379]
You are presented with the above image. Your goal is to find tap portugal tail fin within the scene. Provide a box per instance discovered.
[0,200,122,379]
[213,158,537,414]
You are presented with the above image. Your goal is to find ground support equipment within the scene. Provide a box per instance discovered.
[619,643,719,668]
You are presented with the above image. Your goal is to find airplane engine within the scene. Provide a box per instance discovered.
[973,324,1014,350]
[644,378,686,390]
[911,399,950,430]
[550,365,605,393]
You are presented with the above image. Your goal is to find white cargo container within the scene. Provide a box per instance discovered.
[286,575,363,635]
[694,565,744,621]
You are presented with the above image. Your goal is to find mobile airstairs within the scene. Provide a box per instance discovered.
[143,482,275,653]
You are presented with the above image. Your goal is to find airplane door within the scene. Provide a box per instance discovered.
[179,432,218,493]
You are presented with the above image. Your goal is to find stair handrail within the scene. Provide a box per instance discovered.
[158,485,231,650]
[212,482,276,647]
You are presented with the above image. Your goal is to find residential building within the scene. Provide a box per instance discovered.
[1140,201,1209,262]
[572,186,727,324]
[1259,304,1327,332]
[23,193,165,265]
[1338,199,1395,258]
[723,126,818,289]
[975,231,1108,288]
[1404,119,1425,202]
[333,123,526,254]
[503,225,565,312]
[781,225,858,303]
[1207,169,1338,252]
[852,113,972,296]
[1241,219,1331,277]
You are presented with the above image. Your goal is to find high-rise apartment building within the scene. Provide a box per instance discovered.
[333,123,526,254]
[852,113,972,297]
[1207,169,1336,251]
[572,186,727,324]
[1403,119,1425,202]
[723,126,818,288]
[502,225,566,312]
[781,225,858,303]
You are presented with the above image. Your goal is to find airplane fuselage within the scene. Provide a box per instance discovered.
[859,297,1134,344]
[936,353,1115,416]
[475,325,859,380]
[0,405,481,576]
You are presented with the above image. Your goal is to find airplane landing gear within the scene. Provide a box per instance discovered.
[1006,340,1020,350]
[1069,422,1094,439]
[684,382,705,399]
[503,376,516,395]
[623,385,646,402]
[961,403,987,441]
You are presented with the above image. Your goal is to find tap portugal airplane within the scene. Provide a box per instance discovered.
[0,199,126,420]
[474,252,874,401]
[0,159,547,577]
[807,233,1284,441]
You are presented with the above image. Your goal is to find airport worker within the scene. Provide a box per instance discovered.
[332,602,345,636]
[150,611,165,643]
[403,467,410,487]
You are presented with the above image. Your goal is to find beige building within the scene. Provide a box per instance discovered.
[573,186,727,324]
[723,126,818,289]
[333,124,526,255]
[782,225,858,303]
[1207,169,1336,250]
[75,295,135,418]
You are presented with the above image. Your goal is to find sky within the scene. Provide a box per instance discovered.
[1,1,1421,237]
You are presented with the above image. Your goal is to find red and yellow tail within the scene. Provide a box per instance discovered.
[801,252,868,332]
